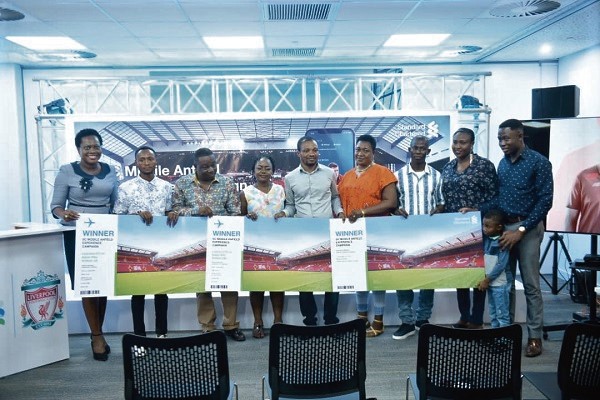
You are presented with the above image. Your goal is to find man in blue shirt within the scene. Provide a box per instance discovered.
[496,119,553,357]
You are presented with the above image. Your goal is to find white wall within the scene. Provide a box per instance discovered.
[558,45,600,117]
[0,64,28,229]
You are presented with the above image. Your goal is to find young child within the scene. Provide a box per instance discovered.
[478,209,512,328]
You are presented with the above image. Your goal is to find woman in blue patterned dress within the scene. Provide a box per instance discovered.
[441,128,498,329]
[240,155,285,338]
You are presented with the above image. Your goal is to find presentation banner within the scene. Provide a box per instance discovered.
[78,212,484,295]
[366,212,485,290]
[242,217,332,292]
[114,215,207,295]
[74,214,118,297]
[205,216,244,291]
[330,218,368,292]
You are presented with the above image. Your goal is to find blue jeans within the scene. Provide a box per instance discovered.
[456,288,486,325]
[356,291,386,315]
[507,221,544,339]
[396,289,434,325]
[299,292,339,325]
[488,283,511,328]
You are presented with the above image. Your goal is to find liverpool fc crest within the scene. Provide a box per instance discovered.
[20,271,64,330]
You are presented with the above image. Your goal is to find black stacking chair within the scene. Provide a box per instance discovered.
[122,331,237,400]
[263,318,368,400]
[406,323,522,400]
[525,323,600,400]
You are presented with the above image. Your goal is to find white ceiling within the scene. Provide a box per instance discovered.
[0,0,598,68]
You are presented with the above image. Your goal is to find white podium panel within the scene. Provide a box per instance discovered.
[0,224,70,378]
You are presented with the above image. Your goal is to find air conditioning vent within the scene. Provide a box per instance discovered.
[272,48,317,57]
[38,50,97,61]
[265,3,333,20]
[456,45,483,54]
[490,0,561,18]
[0,7,25,21]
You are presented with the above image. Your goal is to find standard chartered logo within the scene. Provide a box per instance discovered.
[426,121,440,138]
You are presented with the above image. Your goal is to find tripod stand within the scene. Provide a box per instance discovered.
[542,235,599,339]
[540,232,572,295]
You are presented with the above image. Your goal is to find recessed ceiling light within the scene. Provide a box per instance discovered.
[5,36,86,51]
[539,43,552,54]
[384,34,450,47]
[203,36,264,50]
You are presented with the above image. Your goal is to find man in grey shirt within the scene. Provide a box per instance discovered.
[275,136,345,325]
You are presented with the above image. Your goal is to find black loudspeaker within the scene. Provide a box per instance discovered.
[532,85,580,119]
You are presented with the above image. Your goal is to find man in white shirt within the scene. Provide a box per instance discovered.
[113,146,178,337]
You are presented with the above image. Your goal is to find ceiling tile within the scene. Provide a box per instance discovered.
[407,0,496,20]
[0,0,596,68]
[0,21,62,36]
[264,21,330,36]
[154,49,213,59]
[49,22,130,37]
[321,47,378,57]
[193,21,262,35]
[266,35,326,48]
[330,20,397,35]
[336,1,414,20]
[121,22,198,37]
[139,37,207,50]
[98,3,188,22]
[180,3,260,22]
[19,3,113,22]
[397,19,473,34]
[326,35,389,47]
[211,49,266,59]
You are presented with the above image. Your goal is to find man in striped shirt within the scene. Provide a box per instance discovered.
[392,135,444,340]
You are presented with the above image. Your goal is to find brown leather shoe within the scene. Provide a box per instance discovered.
[452,320,468,328]
[525,338,542,357]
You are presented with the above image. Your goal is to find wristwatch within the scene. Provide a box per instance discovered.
[518,226,526,233]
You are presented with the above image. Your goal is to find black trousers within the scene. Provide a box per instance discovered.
[299,292,339,325]
[131,294,169,336]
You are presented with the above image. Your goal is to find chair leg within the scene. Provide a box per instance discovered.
[262,376,268,400]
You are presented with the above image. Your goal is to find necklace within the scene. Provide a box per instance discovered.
[356,163,374,173]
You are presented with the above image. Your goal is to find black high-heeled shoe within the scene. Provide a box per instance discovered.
[91,334,109,361]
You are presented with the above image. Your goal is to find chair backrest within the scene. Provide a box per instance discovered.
[557,323,600,399]
[268,319,367,400]
[122,331,231,400]
[415,323,522,400]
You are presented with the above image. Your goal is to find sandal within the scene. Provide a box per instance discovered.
[252,323,265,339]
[366,319,384,338]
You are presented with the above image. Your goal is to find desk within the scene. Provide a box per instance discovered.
[0,223,71,377]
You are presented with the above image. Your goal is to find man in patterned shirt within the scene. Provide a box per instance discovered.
[496,119,553,357]
[113,146,178,338]
[172,147,245,341]
[393,135,444,340]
